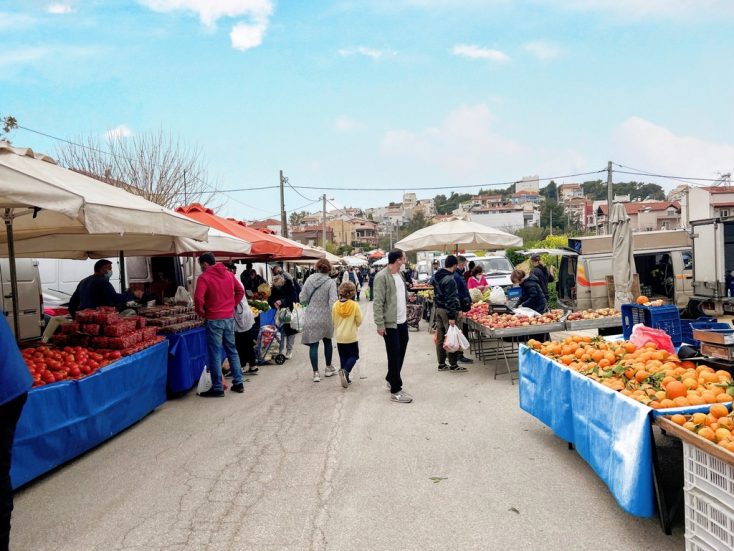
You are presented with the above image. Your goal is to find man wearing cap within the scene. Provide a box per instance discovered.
[530,254,555,300]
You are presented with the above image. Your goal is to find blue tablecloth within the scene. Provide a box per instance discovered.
[11,342,168,489]
[518,345,713,518]
[164,327,207,394]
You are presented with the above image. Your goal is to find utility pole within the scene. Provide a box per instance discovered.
[279,170,288,238]
[322,194,327,249]
[549,205,553,236]
[607,161,613,234]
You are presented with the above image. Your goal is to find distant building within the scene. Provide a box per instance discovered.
[249,218,282,235]
[557,183,583,203]
[290,225,334,247]
[516,175,540,194]
[511,190,540,204]
[595,201,682,232]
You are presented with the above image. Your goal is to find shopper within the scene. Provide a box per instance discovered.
[342,268,361,301]
[241,265,265,298]
[431,255,465,372]
[299,258,338,382]
[269,274,299,359]
[194,253,246,396]
[0,310,32,551]
[68,259,127,318]
[368,268,376,302]
[332,281,363,388]
[226,263,259,375]
[467,265,488,293]
[530,254,555,300]
[454,255,474,365]
[512,269,548,314]
[373,250,412,403]
[464,260,475,283]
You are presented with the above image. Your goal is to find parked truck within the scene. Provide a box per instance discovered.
[689,217,734,316]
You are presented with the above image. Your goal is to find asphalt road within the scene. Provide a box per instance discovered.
[11,299,685,550]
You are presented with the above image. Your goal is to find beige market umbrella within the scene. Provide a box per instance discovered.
[394,219,522,252]
[611,203,636,308]
[0,142,208,335]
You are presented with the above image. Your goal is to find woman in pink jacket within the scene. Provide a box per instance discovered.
[467,265,488,293]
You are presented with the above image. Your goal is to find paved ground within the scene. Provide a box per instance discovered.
[11,299,685,550]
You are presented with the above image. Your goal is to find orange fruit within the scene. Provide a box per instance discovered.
[636,370,650,383]
[637,295,649,304]
[659,399,675,409]
[698,427,716,441]
[683,422,697,431]
[716,394,733,403]
[673,397,690,407]
[692,413,708,425]
[671,414,686,426]
[710,404,729,419]
[715,428,732,442]
[666,381,687,400]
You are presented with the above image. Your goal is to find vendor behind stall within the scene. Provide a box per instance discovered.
[68,259,127,318]
[122,283,157,307]
[511,268,548,314]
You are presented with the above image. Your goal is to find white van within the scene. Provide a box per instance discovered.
[0,258,43,340]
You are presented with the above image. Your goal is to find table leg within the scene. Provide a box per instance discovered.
[650,421,673,535]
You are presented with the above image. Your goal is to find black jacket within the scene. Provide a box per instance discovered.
[518,274,548,313]
[431,268,460,320]
[454,270,471,312]
[69,275,126,318]
[531,265,554,299]
[269,279,298,310]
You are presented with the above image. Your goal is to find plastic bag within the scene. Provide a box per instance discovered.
[443,325,469,352]
[489,286,507,305]
[174,286,193,306]
[513,306,540,318]
[290,304,305,332]
[196,365,212,395]
[630,323,675,354]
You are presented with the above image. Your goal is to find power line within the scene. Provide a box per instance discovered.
[284,176,318,203]
[613,164,726,184]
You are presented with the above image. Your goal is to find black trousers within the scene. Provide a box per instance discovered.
[1,393,27,551]
[235,324,259,368]
[383,323,409,394]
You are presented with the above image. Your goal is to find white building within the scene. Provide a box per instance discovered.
[516,175,540,194]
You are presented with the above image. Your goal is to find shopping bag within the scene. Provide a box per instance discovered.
[174,286,193,306]
[514,306,540,318]
[290,304,306,332]
[443,325,463,353]
[457,329,470,350]
[630,323,675,354]
[488,286,507,305]
[196,365,212,395]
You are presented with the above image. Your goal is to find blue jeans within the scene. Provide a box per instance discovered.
[205,318,243,391]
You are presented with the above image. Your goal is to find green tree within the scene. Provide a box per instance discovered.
[289,210,307,227]
[1,115,18,142]
[540,180,557,201]
[540,200,568,232]
[337,244,353,256]
[404,210,430,235]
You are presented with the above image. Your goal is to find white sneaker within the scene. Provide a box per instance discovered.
[285,351,293,360]
[313,371,321,382]
[390,390,413,403]
[324,366,336,377]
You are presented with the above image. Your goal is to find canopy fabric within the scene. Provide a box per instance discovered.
[0,226,251,259]
[342,255,368,267]
[394,219,522,252]
[176,204,301,258]
[611,203,636,308]
[368,250,384,260]
[0,142,208,243]
[372,257,388,267]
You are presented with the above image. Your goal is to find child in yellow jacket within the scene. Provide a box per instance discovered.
[332,281,363,388]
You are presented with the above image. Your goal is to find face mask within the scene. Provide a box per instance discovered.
[105,271,113,280]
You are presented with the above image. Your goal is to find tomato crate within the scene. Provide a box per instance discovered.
[621,304,682,345]
[683,441,734,508]
[684,488,734,551]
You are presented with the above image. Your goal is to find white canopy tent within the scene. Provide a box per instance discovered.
[0,142,209,335]
[394,219,522,252]
[342,255,368,267]
[611,203,636,308]
[372,257,388,267]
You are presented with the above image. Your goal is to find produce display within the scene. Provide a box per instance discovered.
[53,307,163,351]
[666,406,734,453]
[137,305,203,334]
[636,295,665,307]
[527,336,734,409]
[250,306,261,317]
[416,289,434,300]
[467,303,565,329]
[566,308,620,321]
[22,345,123,387]
[248,299,271,312]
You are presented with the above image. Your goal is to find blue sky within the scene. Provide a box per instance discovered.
[2,0,734,220]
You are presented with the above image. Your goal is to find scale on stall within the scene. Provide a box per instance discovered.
[693,326,734,364]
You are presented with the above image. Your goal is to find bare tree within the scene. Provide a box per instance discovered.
[55,129,221,210]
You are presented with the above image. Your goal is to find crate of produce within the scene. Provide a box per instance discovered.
[684,489,734,551]
[621,304,682,345]
[81,323,101,336]
[75,309,97,323]
[59,322,80,334]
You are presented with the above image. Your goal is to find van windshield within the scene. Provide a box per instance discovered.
[474,258,513,274]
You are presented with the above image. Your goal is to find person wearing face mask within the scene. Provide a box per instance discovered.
[68,259,127,318]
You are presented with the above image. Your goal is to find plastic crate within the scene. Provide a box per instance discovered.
[686,534,719,551]
[684,319,732,348]
[683,441,734,507]
[621,303,682,345]
[685,489,734,550]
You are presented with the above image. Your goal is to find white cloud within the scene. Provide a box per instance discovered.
[138,0,273,51]
[523,41,561,60]
[338,46,395,59]
[104,124,133,140]
[547,0,734,19]
[612,117,734,181]
[334,116,363,132]
[47,3,73,14]
[451,44,509,62]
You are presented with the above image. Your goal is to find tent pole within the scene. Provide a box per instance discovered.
[3,208,20,339]
[119,251,126,291]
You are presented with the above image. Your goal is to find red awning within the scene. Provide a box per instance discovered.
[368,250,384,259]
[175,204,302,258]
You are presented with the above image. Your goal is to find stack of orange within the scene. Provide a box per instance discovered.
[526,336,734,409]
[668,405,734,453]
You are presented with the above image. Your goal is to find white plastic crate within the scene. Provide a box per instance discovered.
[685,489,734,550]
[683,441,734,507]
[685,534,718,551]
